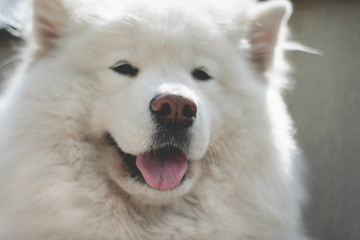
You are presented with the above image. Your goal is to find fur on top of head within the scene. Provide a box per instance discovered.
[30,0,292,81]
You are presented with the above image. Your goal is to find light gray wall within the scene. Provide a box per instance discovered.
[287,0,360,239]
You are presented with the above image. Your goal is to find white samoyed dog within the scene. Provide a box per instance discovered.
[0,0,309,239]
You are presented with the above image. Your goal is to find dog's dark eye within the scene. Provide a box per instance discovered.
[111,61,139,77]
[192,68,212,81]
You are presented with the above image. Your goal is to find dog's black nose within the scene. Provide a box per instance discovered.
[150,93,197,129]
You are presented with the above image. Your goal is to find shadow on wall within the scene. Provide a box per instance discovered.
[0,31,22,91]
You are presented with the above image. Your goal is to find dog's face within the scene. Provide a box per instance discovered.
[29,0,291,204]
[83,12,229,202]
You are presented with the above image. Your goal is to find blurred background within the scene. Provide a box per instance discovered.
[1,0,359,239]
[288,1,360,239]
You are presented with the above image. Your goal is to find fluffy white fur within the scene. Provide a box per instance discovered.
[0,0,309,239]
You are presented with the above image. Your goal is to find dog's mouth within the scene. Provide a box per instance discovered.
[105,133,188,191]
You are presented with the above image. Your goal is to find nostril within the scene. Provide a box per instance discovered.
[150,97,170,114]
[159,103,171,116]
[182,104,195,119]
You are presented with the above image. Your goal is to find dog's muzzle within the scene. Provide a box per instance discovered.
[106,92,198,191]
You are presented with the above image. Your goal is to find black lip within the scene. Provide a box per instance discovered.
[104,132,188,187]
[105,132,144,182]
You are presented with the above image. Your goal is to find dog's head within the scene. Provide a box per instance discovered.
[29,0,292,204]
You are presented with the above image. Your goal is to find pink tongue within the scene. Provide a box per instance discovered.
[136,151,188,191]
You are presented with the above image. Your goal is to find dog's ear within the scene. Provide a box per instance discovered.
[243,1,292,72]
[32,0,70,50]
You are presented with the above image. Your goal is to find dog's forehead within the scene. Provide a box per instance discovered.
[85,12,224,60]
[71,2,242,71]
[108,10,217,43]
